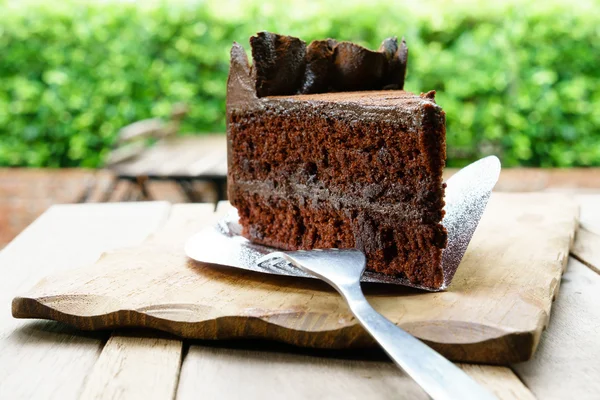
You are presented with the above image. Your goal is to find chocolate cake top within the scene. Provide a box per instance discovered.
[245,32,408,97]
[226,35,438,125]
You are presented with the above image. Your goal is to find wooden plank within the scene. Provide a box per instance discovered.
[176,346,534,400]
[12,193,578,364]
[80,334,182,400]
[572,228,600,274]
[159,137,223,177]
[176,346,429,400]
[512,258,600,400]
[76,203,220,400]
[113,135,227,179]
[0,202,171,400]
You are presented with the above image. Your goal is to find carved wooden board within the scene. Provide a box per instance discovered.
[12,193,578,364]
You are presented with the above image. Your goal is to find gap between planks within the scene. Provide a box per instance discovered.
[571,227,600,275]
[570,194,600,275]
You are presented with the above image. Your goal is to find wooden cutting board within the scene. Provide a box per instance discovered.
[12,193,578,364]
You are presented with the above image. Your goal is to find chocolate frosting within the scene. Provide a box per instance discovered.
[301,39,337,94]
[240,32,409,97]
[250,32,307,97]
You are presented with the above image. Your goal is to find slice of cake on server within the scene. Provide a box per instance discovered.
[226,32,447,289]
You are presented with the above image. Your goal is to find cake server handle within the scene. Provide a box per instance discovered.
[338,282,497,400]
[258,250,497,400]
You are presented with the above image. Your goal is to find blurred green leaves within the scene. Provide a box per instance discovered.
[0,0,599,167]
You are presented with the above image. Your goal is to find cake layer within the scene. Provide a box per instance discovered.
[232,190,445,288]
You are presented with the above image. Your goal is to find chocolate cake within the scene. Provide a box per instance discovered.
[227,32,447,289]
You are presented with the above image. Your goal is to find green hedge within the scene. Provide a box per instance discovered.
[1,0,599,167]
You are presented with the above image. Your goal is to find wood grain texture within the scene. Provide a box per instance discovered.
[80,334,183,400]
[513,258,600,400]
[12,193,578,364]
[0,202,171,400]
[176,345,534,400]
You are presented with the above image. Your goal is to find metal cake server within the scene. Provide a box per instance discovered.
[257,249,497,400]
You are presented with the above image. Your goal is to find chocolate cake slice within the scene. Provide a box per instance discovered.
[227,32,447,289]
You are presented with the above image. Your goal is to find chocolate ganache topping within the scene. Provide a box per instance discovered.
[244,32,408,97]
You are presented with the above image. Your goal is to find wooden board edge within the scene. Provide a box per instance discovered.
[12,296,538,365]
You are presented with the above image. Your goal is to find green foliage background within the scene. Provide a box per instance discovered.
[1,0,599,167]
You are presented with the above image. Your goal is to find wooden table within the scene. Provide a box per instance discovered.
[1,194,599,399]
[110,135,228,202]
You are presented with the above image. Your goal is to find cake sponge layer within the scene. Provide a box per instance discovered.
[232,190,446,288]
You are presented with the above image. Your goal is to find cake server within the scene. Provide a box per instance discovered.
[256,248,497,400]
[185,155,501,290]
